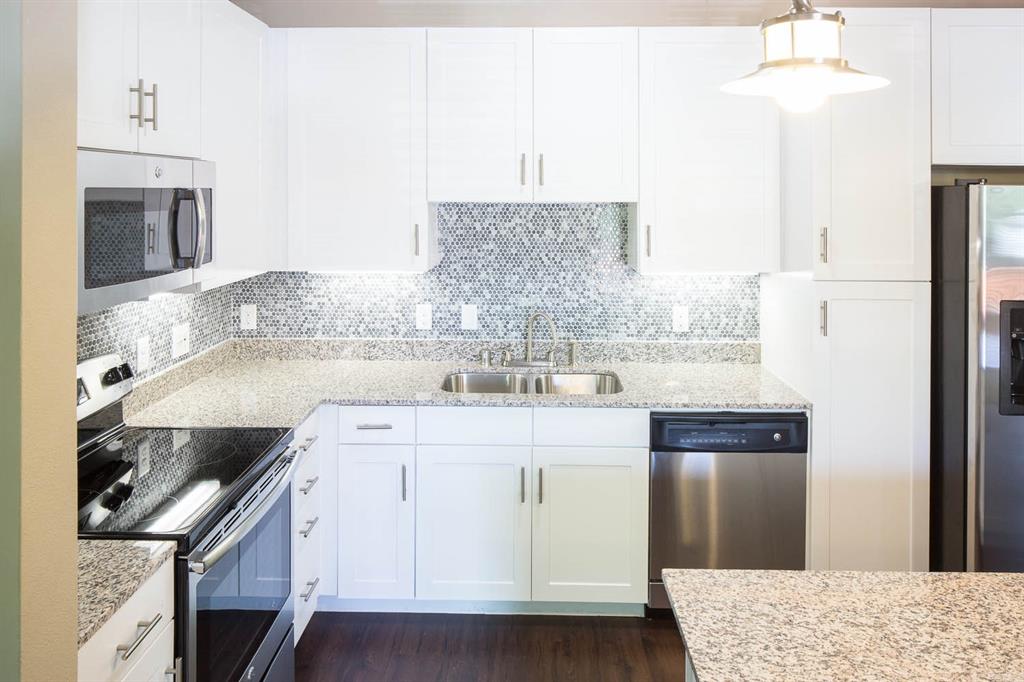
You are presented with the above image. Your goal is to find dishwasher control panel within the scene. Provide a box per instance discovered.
[651,413,808,453]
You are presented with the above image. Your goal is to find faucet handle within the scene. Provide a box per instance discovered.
[500,350,512,367]
[479,349,493,368]
[567,338,578,367]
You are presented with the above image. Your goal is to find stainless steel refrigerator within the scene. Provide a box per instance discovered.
[932,182,1024,571]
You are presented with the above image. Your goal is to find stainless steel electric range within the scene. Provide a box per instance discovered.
[77,354,297,682]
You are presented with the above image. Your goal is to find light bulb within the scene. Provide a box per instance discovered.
[775,91,827,113]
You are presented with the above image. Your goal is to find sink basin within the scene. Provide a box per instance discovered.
[440,371,622,395]
[441,372,530,394]
[533,373,623,395]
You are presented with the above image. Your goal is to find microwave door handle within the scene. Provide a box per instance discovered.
[166,188,186,268]
[186,453,298,574]
[192,187,208,270]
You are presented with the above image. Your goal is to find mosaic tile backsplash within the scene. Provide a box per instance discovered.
[78,203,760,379]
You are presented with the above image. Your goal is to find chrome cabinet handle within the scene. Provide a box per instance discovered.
[301,577,320,602]
[299,516,319,538]
[401,464,407,502]
[538,467,543,504]
[117,613,163,661]
[538,154,544,186]
[820,300,828,337]
[520,466,525,504]
[356,423,392,430]
[413,224,420,257]
[520,153,526,186]
[165,656,183,681]
[299,435,319,452]
[819,226,829,264]
[645,224,652,258]
[129,78,145,127]
[144,82,158,130]
[300,476,319,495]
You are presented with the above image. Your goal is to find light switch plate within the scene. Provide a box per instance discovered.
[415,303,433,330]
[136,335,151,373]
[672,305,691,333]
[173,429,191,451]
[461,304,479,330]
[171,323,191,359]
[137,438,151,477]
[240,304,257,330]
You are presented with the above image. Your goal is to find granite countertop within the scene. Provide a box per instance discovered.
[125,355,809,428]
[78,539,176,648]
[663,568,1024,682]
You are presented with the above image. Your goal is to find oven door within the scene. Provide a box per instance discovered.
[185,455,296,682]
[77,151,212,314]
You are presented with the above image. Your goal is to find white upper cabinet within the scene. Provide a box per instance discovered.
[137,0,202,157]
[812,8,931,282]
[427,29,534,202]
[287,29,430,272]
[197,0,270,290]
[932,9,1024,166]
[78,0,140,153]
[78,0,202,157]
[637,27,779,274]
[533,28,639,202]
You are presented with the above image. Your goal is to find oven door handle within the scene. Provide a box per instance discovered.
[186,452,298,575]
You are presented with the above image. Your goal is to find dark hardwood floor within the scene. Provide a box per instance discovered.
[295,612,685,682]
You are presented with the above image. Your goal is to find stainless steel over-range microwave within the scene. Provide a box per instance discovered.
[77,150,215,314]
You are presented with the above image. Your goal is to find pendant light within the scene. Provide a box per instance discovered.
[722,0,889,113]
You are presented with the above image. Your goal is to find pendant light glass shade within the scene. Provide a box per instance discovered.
[722,0,889,113]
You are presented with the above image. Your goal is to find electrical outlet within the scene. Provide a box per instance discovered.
[171,323,191,359]
[672,305,691,333]
[415,303,433,330]
[136,336,151,373]
[461,304,479,330]
[240,304,257,330]
[173,429,191,451]
[137,438,151,477]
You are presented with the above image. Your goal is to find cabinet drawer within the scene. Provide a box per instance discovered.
[115,617,175,682]
[416,406,532,445]
[533,408,650,447]
[78,557,174,682]
[295,506,322,560]
[339,406,415,444]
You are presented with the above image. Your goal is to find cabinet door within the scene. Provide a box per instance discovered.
[137,0,202,157]
[532,447,649,603]
[812,9,930,282]
[197,0,270,290]
[638,27,779,274]
[932,9,1024,166]
[810,281,930,571]
[416,445,531,601]
[338,444,415,599]
[287,28,428,271]
[427,28,533,202]
[533,28,639,202]
[78,0,139,152]
[115,618,175,682]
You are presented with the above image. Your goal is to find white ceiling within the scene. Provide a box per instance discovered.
[230,0,1024,28]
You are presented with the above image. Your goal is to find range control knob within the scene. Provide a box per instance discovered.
[773,432,783,443]
[101,367,124,386]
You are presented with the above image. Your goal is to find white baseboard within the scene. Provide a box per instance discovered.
[315,596,646,617]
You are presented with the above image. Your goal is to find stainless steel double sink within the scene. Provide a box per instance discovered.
[441,371,623,396]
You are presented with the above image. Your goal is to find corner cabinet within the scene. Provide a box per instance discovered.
[532,447,649,604]
[931,9,1024,166]
[78,0,201,157]
[533,28,639,202]
[810,8,931,282]
[635,27,780,274]
[809,281,930,571]
[286,29,433,272]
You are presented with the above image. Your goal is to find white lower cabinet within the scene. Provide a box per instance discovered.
[532,447,649,603]
[337,444,416,599]
[415,445,532,601]
[292,411,323,643]
[117,620,175,682]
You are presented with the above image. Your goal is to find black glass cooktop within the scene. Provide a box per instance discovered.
[77,426,288,539]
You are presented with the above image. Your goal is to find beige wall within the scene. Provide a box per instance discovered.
[19,1,78,680]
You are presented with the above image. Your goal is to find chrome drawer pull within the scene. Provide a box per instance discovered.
[355,423,392,430]
[301,577,320,602]
[117,613,163,661]
[300,476,319,495]
[299,516,319,538]
[401,464,407,502]
[299,435,319,451]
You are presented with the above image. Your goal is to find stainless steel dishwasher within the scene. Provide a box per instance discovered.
[649,413,808,608]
